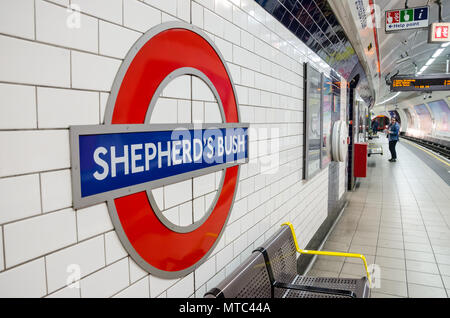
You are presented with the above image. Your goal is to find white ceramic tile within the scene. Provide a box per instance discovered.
[1,130,70,177]
[124,0,162,32]
[164,180,192,209]
[40,169,72,213]
[80,258,129,298]
[0,83,36,129]
[45,235,105,292]
[0,227,3,271]
[114,277,150,298]
[77,203,113,241]
[105,231,127,265]
[0,174,41,224]
[0,0,35,39]
[74,0,123,24]
[46,285,81,298]
[0,35,70,87]
[0,258,47,298]
[99,21,142,59]
[36,0,98,53]
[71,51,121,92]
[145,0,177,16]
[166,273,194,298]
[4,209,77,267]
[37,87,99,129]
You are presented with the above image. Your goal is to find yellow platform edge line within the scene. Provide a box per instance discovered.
[401,138,450,167]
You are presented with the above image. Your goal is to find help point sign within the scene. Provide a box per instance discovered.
[385,6,429,33]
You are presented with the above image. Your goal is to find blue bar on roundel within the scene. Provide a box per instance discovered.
[78,127,248,198]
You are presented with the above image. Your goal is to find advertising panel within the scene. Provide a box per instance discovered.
[414,104,433,135]
[404,108,415,130]
[321,77,333,168]
[428,100,450,137]
[304,64,322,179]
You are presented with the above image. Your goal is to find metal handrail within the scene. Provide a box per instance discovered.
[282,222,372,288]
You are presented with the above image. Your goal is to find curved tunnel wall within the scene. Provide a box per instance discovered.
[401,97,450,141]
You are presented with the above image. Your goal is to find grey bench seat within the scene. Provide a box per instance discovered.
[205,225,370,298]
[280,276,369,298]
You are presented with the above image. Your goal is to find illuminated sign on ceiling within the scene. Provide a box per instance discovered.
[429,23,450,43]
[385,6,429,33]
[391,75,450,92]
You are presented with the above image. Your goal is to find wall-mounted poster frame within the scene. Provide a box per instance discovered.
[332,78,341,114]
[304,63,323,180]
[321,75,333,168]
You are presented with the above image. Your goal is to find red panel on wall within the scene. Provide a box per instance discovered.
[354,143,368,178]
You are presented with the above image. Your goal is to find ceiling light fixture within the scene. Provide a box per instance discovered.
[433,48,445,58]
[376,92,400,105]
[417,65,428,75]
[396,56,411,64]
[426,58,435,66]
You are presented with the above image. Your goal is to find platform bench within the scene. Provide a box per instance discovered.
[205,224,371,298]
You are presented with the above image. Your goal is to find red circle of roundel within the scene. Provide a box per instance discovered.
[106,24,240,276]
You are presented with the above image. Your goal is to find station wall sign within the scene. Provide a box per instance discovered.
[385,6,429,33]
[70,22,249,278]
[429,22,450,43]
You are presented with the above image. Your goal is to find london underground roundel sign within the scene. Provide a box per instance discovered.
[69,22,249,278]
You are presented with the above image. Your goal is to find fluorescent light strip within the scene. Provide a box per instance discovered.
[426,58,435,66]
[376,92,400,105]
[433,48,445,58]
[418,65,428,74]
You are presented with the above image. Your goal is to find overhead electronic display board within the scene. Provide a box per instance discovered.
[385,6,429,33]
[391,75,450,92]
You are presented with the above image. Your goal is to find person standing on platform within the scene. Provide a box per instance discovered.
[372,120,379,135]
[386,117,400,162]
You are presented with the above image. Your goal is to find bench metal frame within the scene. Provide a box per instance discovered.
[205,222,372,298]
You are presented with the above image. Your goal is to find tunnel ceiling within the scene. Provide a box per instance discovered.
[375,0,450,108]
[255,0,366,81]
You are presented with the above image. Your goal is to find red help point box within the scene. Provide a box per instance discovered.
[354,143,368,178]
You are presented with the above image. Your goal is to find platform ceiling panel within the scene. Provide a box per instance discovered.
[255,0,361,81]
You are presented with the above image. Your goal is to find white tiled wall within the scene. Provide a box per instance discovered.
[0,0,344,298]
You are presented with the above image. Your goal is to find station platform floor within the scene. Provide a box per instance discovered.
[307,136,450,298]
